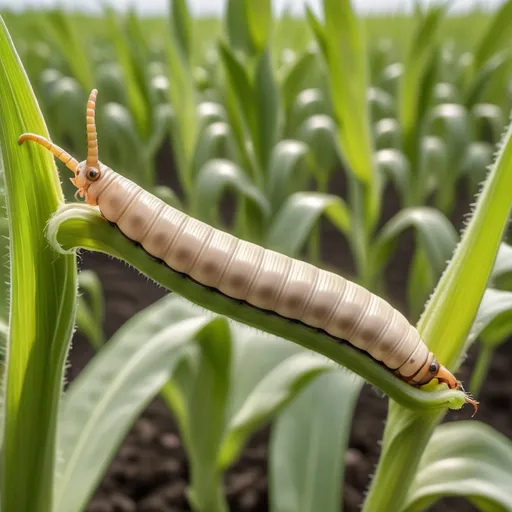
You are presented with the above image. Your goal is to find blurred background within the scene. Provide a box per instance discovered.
[1,0,511,511]
[0,0,507,13]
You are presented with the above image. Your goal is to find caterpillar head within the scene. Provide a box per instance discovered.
[18,89,102,204]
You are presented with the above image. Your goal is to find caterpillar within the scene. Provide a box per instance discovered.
[19,89,477,411]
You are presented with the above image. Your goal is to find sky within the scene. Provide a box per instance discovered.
[0,0,504,15]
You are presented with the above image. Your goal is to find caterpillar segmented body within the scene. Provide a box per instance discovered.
[18,89,477,411]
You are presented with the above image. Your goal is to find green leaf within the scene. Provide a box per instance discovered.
[399,4,447,169]
[267,140,311,213]
[424,103,469,212]
[374,118,402,150]
[221,351,337,470]
[245,0,272,55]
[415,48,440,124]
[78,270,103,332]
[104,7,152,141]
[372,207,458,285]
[166,11,198,197]
[194,159,270,233]
[45,9,94,92]
[217,80,260,186]
[468,287,512,396]
[369,38,393,81]
[432,82,459,105]
[407,247,435,322]
[417,135,448,201]
[471,288,512,348]
[281,49,316,111]
[403,422,512,511]
[321,0,374,184]
[305,7,328,61]
[197,102,227,130]
[297,114,337,184]
[255,48,281,169]
[153,185,182,210]
[155,299,348,511]
[76,296,103,352]
[471,103,506,145]
[375,149,410,200]
[46,77,87,154]
[418,117,512,367]
[163,314,232,512]
[76,270,105,350]
[191,121,238,178]
[266,192,351,256]
[472,0,512,72]
[148,102,174,160]
[153,297,351,508]
[224,0,255,57]
[98,102,149,187]
[460,141,494,197]
[463,52,511,108]
[0,217,11,322]
[0,16,77,512]
[218,42,257,151]
[289,89,329,133]
[96,62,128,107]
[426,103,468,159]
[55,307,224,512]
[38,67,63,103]
[170,0,193,62]
[378,62,403,97]
[0,317,8,362]
[368,86,395,123]
[269,371,362,512]
[48,204,468,412]
[490,242,512,288]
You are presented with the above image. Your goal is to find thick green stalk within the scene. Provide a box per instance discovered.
[187,469,228,512]
[0,17,77,512]
[363,407,440,511]
[363,120,512,510]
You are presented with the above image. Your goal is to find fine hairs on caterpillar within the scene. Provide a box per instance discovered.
[19,89,478,412]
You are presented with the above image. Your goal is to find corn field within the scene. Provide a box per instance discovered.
[0,1,512,511]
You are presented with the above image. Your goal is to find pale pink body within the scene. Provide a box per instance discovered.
[88,164,435,385]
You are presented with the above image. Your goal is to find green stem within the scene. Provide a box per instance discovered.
[362,406,441,511]
[348,177,372,289]
[160,382,229,512]
[187,470,228,512]
[469,344,494,398]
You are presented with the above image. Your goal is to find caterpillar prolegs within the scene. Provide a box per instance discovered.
[19,89,477,411]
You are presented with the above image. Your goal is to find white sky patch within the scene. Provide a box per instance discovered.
[0,0,504,16]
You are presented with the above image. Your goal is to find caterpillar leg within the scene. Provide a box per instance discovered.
[436,365,478,415]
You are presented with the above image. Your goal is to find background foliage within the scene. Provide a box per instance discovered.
[1,1,512,511]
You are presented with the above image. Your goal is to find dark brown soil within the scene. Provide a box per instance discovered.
[67,142,512,512]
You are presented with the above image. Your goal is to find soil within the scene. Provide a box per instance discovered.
[66,141,512,512]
